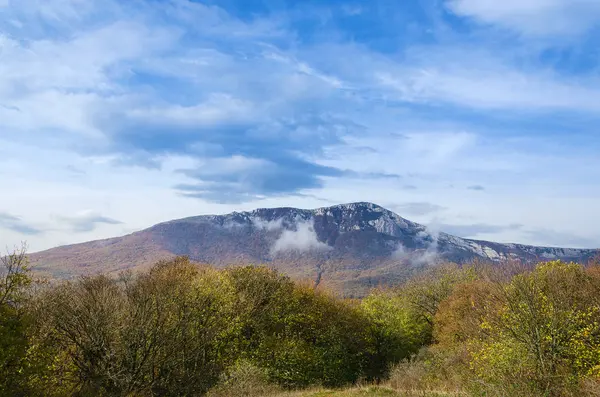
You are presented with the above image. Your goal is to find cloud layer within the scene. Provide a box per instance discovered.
[1,0,600,251]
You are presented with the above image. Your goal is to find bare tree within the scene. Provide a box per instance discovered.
[0,243,31,308]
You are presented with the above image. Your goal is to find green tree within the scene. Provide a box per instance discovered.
[361,289,429,370]
[228,266,376,388]
[361,263,476,374]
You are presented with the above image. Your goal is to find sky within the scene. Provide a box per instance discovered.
[1,0,600,252]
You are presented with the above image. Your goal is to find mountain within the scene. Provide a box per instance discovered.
[29,202,599,296]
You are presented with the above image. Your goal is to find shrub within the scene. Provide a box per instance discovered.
[361,290,429,375]
[228,266,378,388]
[207,360,282,397]
[433,279,497,347]
[387,346,469,394]
[35,257,240,396]
[468,261,600,396]
[361,263,476,378]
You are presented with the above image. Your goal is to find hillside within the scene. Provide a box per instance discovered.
[29,202,599,295]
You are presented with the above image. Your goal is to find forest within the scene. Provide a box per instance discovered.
[2,246,600,397]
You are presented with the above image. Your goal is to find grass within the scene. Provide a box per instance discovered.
[273,386,465,397]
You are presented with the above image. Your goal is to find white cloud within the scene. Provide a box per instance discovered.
[126,94,256,127]
[323,131,478,176]
[1,22,175,94]
[264,51,345,89]
[341,5,363,16]
[1,91,104,139]
[271,220,330,254]
[162,0,286,39]
[376,61,600,112]
[0,0,102,31]
[402,131,476,167]
[447,0,600,36]
[392,235,440,266]
[0,19,178,145]
[392,202,446,216]
[181,156,275,185]
[252,218,283,231]
[391,243,407,260]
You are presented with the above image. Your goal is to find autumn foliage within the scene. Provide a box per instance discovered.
[2,248,600,396]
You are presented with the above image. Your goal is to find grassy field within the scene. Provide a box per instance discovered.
[273,386,464,397]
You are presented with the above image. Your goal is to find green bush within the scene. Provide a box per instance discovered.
[228,266,380,388]
[361,290,429,368]
[360,263,476,378]
[207,360,282,397]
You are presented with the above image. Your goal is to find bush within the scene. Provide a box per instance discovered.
[361,290,429,376]
[228,266,380,388]
[433,279,497,347]
[361,263,476,378]
[387,346,469,394]
[13,248,600,397]
[35,257,240,396]
[207,360,282,397]
[467,261,600,396]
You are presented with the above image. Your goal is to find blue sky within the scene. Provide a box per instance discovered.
[1,0,600,252]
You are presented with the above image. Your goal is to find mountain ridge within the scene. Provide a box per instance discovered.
[29,202,599,295]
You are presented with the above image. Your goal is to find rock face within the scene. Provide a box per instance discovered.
[30,202,599,296]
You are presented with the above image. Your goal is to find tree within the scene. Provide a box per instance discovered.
[362,263,476,361]
[401,263,477,331]
[38,257,240,396]
[228,266,377,388]
[470,261,600,396]
[361,289,429,372]
[0,244,33,396]
[433,279,497,347]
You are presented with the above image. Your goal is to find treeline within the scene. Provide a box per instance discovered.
[0,251,406,396]
[1,247,600,396]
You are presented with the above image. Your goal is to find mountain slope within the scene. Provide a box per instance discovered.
[29,202,599,296]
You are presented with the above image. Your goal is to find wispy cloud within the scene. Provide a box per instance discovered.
[525,228,599,249]
[439,222,523,238]
[392,202,446,216]
[467,185,485,191]
[0,212,43,235]
[447,0,600,36]
[55,211,122,233]
[374,48,600,112]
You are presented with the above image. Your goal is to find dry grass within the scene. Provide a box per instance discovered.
[206,361,467,397]
[206,356,468,397]
[271,386,465,397]
[206,361,283,397]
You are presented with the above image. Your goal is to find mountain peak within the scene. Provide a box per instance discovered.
[30,202,599,296]
[248,202,387,216]
[321,202,386,210]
